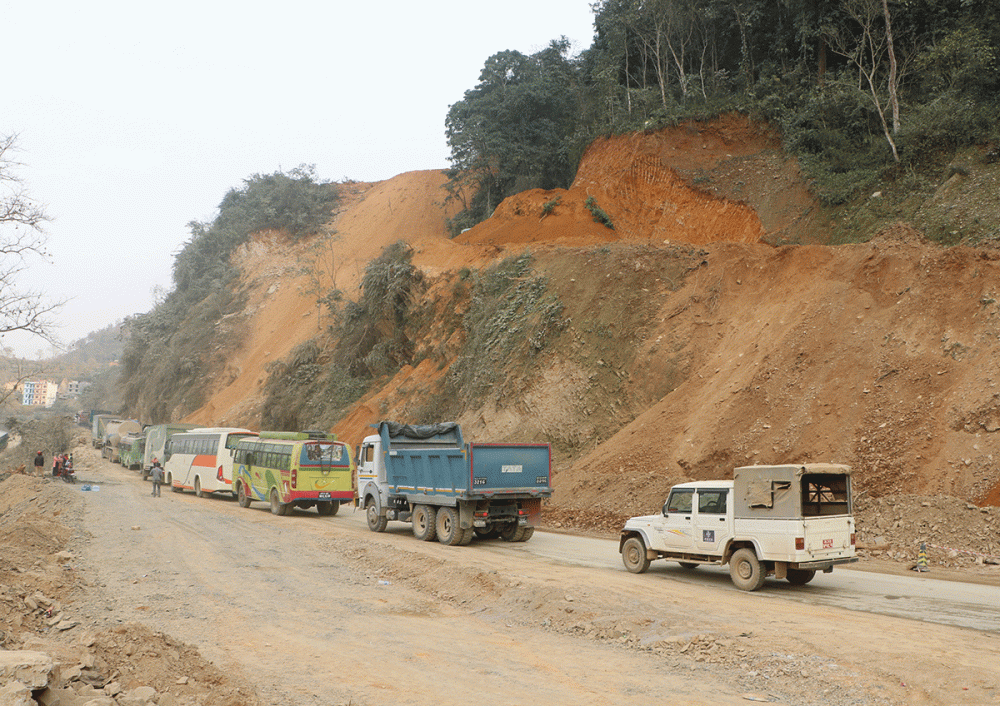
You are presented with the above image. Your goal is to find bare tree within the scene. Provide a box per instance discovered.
[0,134,61,341]
[298,225,344,331]
[829,0,902,161]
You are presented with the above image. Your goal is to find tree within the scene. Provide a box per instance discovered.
[0,134,60,342]
[445,39,581,228]
[828,0,903,161]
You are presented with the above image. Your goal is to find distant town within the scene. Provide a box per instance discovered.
[6,378,90,407]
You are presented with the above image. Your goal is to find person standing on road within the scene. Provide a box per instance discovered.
[33,451,44,476]
[150,460,164,497]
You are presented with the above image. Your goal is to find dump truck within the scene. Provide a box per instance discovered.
[356,421,552,545]
[619,463,857,591]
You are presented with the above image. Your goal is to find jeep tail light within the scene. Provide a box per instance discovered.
[851,533,856,546]
[291,468,297,489]
[795,537,805,550]
[217,465,224,481]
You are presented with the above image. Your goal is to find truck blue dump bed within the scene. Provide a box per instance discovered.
[378,422,551,501]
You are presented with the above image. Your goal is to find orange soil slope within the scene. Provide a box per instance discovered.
[193,116,1000,514]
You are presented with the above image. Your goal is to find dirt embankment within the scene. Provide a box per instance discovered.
[183,115,1000,551]
[0,450,258,706]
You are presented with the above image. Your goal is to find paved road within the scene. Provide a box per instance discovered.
[336,510,1000,634]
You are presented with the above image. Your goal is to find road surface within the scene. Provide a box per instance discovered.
[70,453,1000,706]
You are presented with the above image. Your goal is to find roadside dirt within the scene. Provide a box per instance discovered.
[3,441,999,706]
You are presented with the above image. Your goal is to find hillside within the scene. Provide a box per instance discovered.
[180,116,1000,546]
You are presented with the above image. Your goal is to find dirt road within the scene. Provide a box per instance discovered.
[68,448,999,706]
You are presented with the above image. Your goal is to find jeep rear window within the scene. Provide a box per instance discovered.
[801,473,851,516]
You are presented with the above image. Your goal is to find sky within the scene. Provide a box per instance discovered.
[3,0,597,359]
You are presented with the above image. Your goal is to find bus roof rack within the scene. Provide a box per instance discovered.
[258,430,337,441]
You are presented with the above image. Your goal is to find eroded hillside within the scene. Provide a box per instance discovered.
[186,115,1000,531]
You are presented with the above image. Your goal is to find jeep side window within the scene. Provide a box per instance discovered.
[697,489,728,514]
[663,488,694,515]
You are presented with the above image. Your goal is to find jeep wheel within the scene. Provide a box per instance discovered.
[621,536,651,573]
[786,568,816,586]
[729,548,766,591]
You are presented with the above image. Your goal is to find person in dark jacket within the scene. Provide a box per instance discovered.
[33,451,44,475]
[150,460,164,497]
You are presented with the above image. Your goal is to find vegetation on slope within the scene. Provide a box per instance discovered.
[119,167,340,423]
[445,0,1000,240]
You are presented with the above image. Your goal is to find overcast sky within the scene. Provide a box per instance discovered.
[4,0,596,359]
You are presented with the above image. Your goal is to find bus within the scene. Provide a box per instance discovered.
[142,423,198,480]
[233,431,354,516]
[118,433,145,471]
[163,427,257,497]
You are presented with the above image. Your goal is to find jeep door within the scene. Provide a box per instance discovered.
[655,487,696,550]
[693,488,731,552]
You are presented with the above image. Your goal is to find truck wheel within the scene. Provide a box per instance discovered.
[786,568,816,586]
[317,501,339,516]
[622,536,651,573]
[366,498,388,532]
[141,468,149,481]
[729,548,766,591]
[518,527,534,542]
[435,507,463,545]
[412,505,437,542]
[499,523,522,542]
[474,526,500,540]
[458,527,474,546]
[237,483,252,508]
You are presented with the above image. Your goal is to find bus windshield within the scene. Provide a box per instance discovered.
[300,442,346,466]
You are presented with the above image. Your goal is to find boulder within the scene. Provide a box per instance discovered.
[0,650,53,689]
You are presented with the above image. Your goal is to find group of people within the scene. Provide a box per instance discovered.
[32,450,73,478]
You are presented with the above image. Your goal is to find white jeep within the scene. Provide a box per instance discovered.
[619,464,857,591]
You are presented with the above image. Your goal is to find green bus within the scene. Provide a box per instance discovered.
[118,433,145,471]
[233,431,354,516]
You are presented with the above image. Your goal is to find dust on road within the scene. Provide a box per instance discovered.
[5,444,1000,705]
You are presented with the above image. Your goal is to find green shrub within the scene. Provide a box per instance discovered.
[584,196,614,229]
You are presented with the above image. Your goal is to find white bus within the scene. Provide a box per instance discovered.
[163,427,257,497]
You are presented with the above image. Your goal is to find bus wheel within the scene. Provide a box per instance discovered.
[317,501,339,516]
[366,498,388,532]
[270,489,286,516]
[194,478,204,498]
[237,483,252,508]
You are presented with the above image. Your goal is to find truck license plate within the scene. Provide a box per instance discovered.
[319,492,331,499]
[473,477,486,486]
[823,538,833,549]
